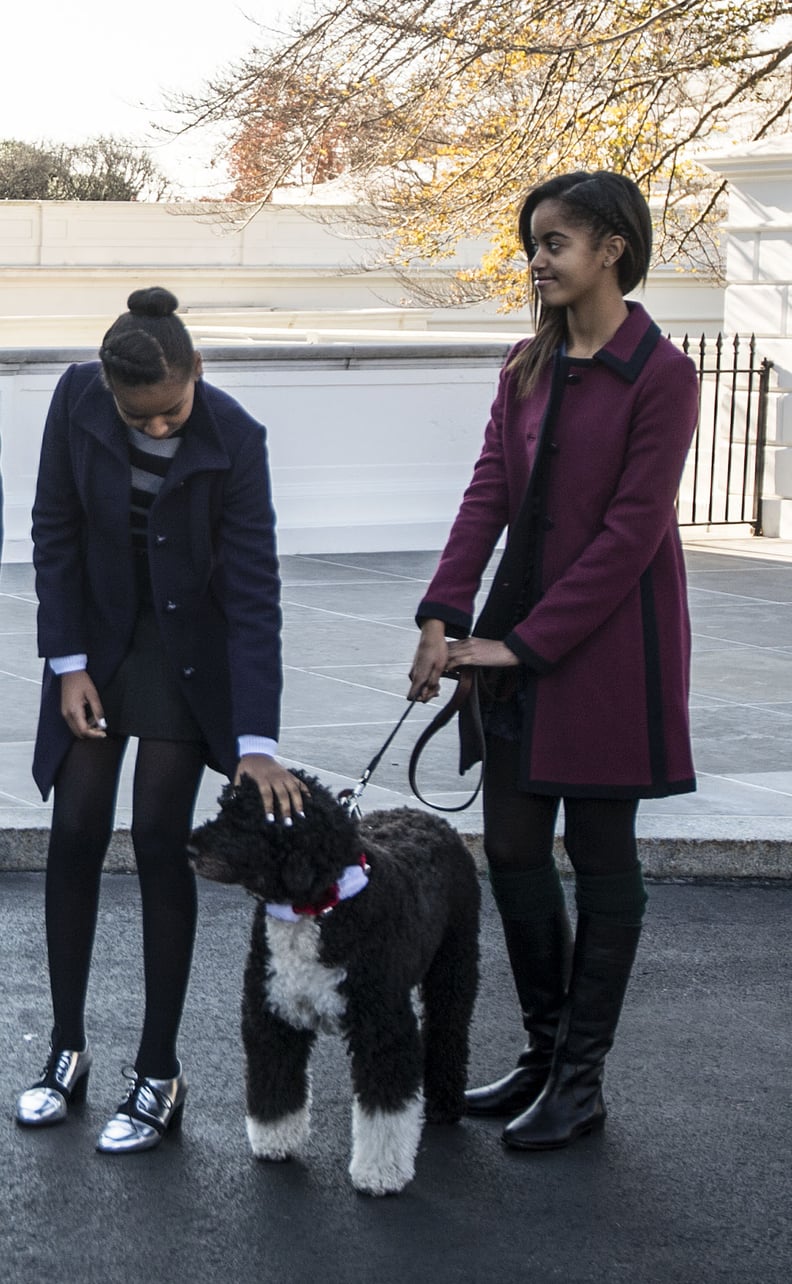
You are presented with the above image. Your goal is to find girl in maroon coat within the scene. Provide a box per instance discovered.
[16,288,305,1153]
[408,172,699,1151]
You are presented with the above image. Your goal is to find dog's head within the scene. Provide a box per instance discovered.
[188,769,362,906]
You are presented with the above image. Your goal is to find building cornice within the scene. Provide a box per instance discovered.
[699,135,792,182]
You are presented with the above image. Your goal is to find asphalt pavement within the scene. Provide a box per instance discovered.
[1,873,789,1284]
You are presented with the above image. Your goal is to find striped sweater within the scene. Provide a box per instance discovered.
[127,425,183,600]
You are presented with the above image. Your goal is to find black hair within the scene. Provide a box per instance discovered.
[511,170,653,395]
[99,287,196,387]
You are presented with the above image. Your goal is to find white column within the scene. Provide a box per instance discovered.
[701,138,792,536]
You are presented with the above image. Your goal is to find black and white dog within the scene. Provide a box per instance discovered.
[189,770,480,1196]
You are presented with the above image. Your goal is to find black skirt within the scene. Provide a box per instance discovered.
[100,605,204,743]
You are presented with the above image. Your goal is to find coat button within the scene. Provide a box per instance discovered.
[549,442,559,454]
[165,599,179,611]
[567,373,581,385]
[154,534,167,546]
[181,666,195,679]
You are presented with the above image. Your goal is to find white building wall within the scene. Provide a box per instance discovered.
[0,199,724,345]
[0,345,508,563]
[0,195,729,562]
[702,137,792,537]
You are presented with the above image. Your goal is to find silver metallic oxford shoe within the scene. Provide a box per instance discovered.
[96,1064,188,1154]
[16,1043,93,1126]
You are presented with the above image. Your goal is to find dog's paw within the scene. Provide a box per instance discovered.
[246,1106,310,1161]
[349,1159,413,1197]
[349,1093,424,1196]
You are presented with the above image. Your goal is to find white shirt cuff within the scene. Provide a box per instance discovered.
[49,654,88,675]
[237,736,279,759]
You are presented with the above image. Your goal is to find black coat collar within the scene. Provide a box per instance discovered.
[592,301,662,384]
[70,363,231,477]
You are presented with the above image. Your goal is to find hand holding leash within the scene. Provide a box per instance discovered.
[408,619,449,702]
[446,637,520,670]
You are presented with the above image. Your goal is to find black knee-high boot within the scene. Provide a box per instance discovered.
[465,865,572,1117]
[502,867,646,1150]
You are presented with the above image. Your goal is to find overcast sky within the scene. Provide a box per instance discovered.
[0,1,306,194]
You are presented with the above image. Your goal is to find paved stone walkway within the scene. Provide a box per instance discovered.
[2,538,792,874]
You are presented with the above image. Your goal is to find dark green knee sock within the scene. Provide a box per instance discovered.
[488,863,567,924]
[574,866,648,928]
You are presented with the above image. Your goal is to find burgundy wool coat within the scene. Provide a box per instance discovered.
[418,303,699,798]
[32,363,282,799]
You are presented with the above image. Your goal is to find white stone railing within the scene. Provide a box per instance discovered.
[0,343,508,563]
[3,335,777,566]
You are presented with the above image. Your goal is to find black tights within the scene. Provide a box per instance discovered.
[45,736,205,1078]
[483,735,639,876]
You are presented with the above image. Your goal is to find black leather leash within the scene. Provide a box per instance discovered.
[337,699,417,817]
[338,669,485,816]
[408,668,485,812]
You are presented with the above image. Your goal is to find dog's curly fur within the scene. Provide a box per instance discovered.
[189,769,480,1196]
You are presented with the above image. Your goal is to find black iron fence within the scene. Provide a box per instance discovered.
[675,333,773,534]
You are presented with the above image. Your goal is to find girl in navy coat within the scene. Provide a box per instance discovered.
[16,288,305,1152]
[409,172,699,1151]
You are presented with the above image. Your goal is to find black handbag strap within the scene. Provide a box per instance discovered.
[408,668,486,812]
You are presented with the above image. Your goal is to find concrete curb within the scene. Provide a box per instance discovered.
[2,828,790,880]
[463,835,789,880]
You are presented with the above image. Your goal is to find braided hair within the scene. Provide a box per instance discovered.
[99,287,196,388]
[510,171,653,396]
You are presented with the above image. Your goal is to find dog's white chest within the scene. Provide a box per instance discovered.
[265,917,347,1033]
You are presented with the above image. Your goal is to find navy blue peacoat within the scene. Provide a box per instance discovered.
[32,362,282,799]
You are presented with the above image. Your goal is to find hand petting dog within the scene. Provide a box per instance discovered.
[233,754,309,824]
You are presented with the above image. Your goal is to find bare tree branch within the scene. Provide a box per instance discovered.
[164,0,792,305]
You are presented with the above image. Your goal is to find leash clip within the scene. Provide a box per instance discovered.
[336,668,485,817]
[336,699,416,816]
[337,770,370,819]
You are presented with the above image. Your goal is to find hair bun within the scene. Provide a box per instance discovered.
[127,287,179,319]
